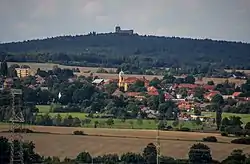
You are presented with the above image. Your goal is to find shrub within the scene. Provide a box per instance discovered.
[203,136,217,142]
[164,126,173,131]
[231,137,250,145]
[10,128,34,133]
[221,132,228,136]
[178,127,191,132]
[82,119,91,124]
[158,121,166,130]
[73,130,86,135]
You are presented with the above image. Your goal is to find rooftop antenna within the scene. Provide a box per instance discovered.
[9,89,24,164]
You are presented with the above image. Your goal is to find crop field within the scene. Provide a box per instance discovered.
[0,125,249,161]
[79,72,246,85]
[7,62,246,84]
[225,69,250,75]
[7,62,117,73]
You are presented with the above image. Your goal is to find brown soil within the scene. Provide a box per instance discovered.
[1,125,249,161]
[7,62,246,85]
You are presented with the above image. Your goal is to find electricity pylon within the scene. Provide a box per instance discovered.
[9,89,24,164]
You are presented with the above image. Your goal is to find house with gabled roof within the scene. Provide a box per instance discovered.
[204,91,221,101]
[147,86,159,96]
[164,92,174,100]
[232,92,242,99]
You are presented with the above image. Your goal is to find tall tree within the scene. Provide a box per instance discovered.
[211,94,224,130]
[143,143,157,164]
[188,143,212,164]
[0,60,8,77]
[215,105,222,130]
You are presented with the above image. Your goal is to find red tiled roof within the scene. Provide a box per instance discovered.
[126,92,141,97]
[148,91,159,96]
[164,93,174,99]
[144,82,150,87]
[232,92,242,97]
[178,84,199,89]
[124,77,139,83]
[203,85,215,91]
[147,86,158,92]
[204,91,220,99]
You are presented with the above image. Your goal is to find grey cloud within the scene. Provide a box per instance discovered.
[0,0,250,43]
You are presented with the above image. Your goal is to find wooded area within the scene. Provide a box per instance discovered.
[1,33,250,70]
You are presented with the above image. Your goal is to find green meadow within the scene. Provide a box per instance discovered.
[36,105,250,129]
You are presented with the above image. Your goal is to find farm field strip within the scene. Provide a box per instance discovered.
[0,130,229,144]
[0,126,248,161]
[7,62,116,72]
[8,62,246,84]
[0,124,233,142]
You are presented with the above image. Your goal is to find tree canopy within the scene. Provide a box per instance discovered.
[1,33,250,70]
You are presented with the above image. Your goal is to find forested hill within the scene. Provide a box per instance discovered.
[1,33,250,69]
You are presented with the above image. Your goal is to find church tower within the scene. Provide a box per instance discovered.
[118,70,128,92]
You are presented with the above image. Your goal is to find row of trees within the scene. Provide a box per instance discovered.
[1,136,250,164]
[220,116,250,136]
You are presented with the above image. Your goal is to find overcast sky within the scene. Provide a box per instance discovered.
[0,0,250,43]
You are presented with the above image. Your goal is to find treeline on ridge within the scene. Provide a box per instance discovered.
[1,33,250,69]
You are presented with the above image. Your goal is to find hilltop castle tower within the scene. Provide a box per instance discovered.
[115,26,133,35]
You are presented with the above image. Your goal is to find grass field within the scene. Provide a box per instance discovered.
[36,105,250,130]
[37,112,201,130]
[0,125,249,161]
[36,105,202,129]
[203,112,250,124]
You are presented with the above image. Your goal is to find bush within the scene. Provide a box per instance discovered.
[221,132,228,136]
[178,127,191,132]
[164,126,173,131]
[203,136,218,142]
[231,137,250,145]
[73,130,86,135]
[9,128,34,133]
[82,119,91,124]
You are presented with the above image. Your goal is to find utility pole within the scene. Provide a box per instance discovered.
[9,89,24,164]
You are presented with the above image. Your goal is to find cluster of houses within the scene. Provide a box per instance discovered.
[1,67,249,121]
[92,71,250,120]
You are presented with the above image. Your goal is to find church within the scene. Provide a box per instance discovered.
[118,70,128,92]
[117,70,149,92]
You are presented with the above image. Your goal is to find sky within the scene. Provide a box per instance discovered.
[0,0,250,43]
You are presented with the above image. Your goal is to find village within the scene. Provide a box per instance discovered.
[1,63,250,127]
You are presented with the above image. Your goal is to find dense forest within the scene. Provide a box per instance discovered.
[1,32,250,70]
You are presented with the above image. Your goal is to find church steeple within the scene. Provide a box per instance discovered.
[118,70,127,92]
[119,69,124,82]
